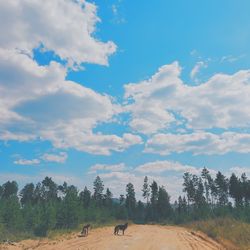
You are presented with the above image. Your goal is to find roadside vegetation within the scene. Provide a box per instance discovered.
[0,168,250,248]
[186,218,250,250]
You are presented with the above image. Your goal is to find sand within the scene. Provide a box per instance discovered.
[0,224,225,250]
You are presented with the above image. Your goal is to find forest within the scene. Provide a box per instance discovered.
[0,168,250,239]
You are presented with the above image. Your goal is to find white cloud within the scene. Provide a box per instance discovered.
[89,163,126,174]
[135,160,201,174]
[14,158,40,165]
[0,0,116,67]
[0,49,141,155]
[41,152,68,163]
[0,1,143,155]
[94,160,218,200]
[124,62,181,134]
[220,54,245,63]
[41,131,142,155]
[0,172,83,190]
[99,171,183,201]
[190,61,207,80]
[14,152,68,165]
[0,169,183,201]
[125,62,250,134]
[0,173,38,184]
[146,132,250,155]
[229,166,250,176]
[40,172,83,186]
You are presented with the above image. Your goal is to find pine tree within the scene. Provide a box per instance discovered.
[104,188,113,208]
[20,183,35,206]
[125,183,136,219]
[229,173,243,207]
[58,182,68,199]
[215,171,229,206]
[135,200,145,223]
[79,186,91,208]
[194,177,205,208]
[182,196,188,214]
[33,182,43,203]
[201,167,211,204]
[57,185,79,229]
[241,173,249,206]
[142,176,150,203]
[0,184,3,199]
[93,176,104,206]
[177,196,183,215]
[150,181,159,220]
[2,181,18,199]
[41,177,58,202]
[119,194,125,205]
[183,172,195,208]
[157,186,172,219]
[150,181,158,206]
[1,182,23,231]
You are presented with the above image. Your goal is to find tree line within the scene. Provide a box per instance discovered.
[0,168,250,238]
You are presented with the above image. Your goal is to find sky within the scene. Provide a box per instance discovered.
[1,0,250,201]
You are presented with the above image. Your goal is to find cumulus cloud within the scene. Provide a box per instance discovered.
[2,0,250,160]
[135,160,201,174]
[229,166,250,176]
[14,158,40,165]
[0,172,83,190]
[145,132,250,155]
[0,1,142,156]
[40,131,142,155]
[89,163,126,174]
[41,152,68,163]
[124,62,181,134]
[13,152,68,165]
[99,170,183,201]
[0,50,141,155]
[0,0,116,67]
[90,159,217,200]
[125,61,250,137]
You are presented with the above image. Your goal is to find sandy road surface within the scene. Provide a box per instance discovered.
[1,225,224,250]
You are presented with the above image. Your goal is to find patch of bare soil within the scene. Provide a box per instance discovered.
[0,225,225,250]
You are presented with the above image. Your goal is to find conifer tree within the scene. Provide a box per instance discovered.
[215,171,229,206]
[104,188,113,208]
[79,186,91,208]
[93,176,104,206]
[142,176,150,203]
[157,186,172,219]
[125,183,136,219]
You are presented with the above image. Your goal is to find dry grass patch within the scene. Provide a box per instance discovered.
[186,218,250,250]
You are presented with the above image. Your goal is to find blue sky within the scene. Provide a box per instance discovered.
[1,0,250,200]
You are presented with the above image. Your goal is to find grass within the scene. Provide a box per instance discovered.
[185,217,250,250]
[0,223,34,243]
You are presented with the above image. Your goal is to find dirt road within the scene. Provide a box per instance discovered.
[1,225,224,250]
